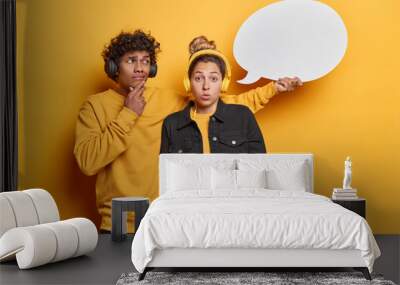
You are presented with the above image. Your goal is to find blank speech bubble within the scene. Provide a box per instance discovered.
[233,0,348,84]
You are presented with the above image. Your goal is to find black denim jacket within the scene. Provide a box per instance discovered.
[160,100,266,153]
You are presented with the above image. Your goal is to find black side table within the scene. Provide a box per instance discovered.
[111,197,149,241]
[332,198,366,218]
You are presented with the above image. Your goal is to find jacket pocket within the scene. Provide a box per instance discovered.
[219,136,247,147]
[218,133,248,153]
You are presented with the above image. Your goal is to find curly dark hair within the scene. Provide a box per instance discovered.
[102,30,161,81]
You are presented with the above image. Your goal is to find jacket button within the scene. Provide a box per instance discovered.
[212,136,217,141]
[232,140,236,145]
[178,149,183,153]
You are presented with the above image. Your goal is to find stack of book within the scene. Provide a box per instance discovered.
[332,188,358,200]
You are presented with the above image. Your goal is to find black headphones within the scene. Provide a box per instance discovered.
[106,58,158,79]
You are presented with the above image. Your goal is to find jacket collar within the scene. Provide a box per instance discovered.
[177,99,226,130]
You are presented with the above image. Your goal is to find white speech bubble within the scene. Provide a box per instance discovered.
[233,0,348,83]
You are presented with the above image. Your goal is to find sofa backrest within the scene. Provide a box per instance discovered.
[0,189,60,238]
[159,153,314,195]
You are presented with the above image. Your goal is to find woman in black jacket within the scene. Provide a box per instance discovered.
[160,36,301,154]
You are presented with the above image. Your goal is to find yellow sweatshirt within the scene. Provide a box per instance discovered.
[74,83,277,231]
[190,108,211,153]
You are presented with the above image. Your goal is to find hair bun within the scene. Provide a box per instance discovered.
[189,36,216,56]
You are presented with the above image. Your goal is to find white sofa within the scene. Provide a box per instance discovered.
[0,189,98,269]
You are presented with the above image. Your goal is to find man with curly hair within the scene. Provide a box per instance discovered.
[74,30,301,232]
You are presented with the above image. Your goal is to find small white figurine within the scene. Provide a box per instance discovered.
[342,156,352,189]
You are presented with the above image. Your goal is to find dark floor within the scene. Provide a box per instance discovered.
[0,234,398,285]
[0,234,134,285]
[374,235,400,284]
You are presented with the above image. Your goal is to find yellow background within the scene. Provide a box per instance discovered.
[16,0,400,234]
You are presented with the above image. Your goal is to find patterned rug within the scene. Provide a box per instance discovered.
[116,271,396,285]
